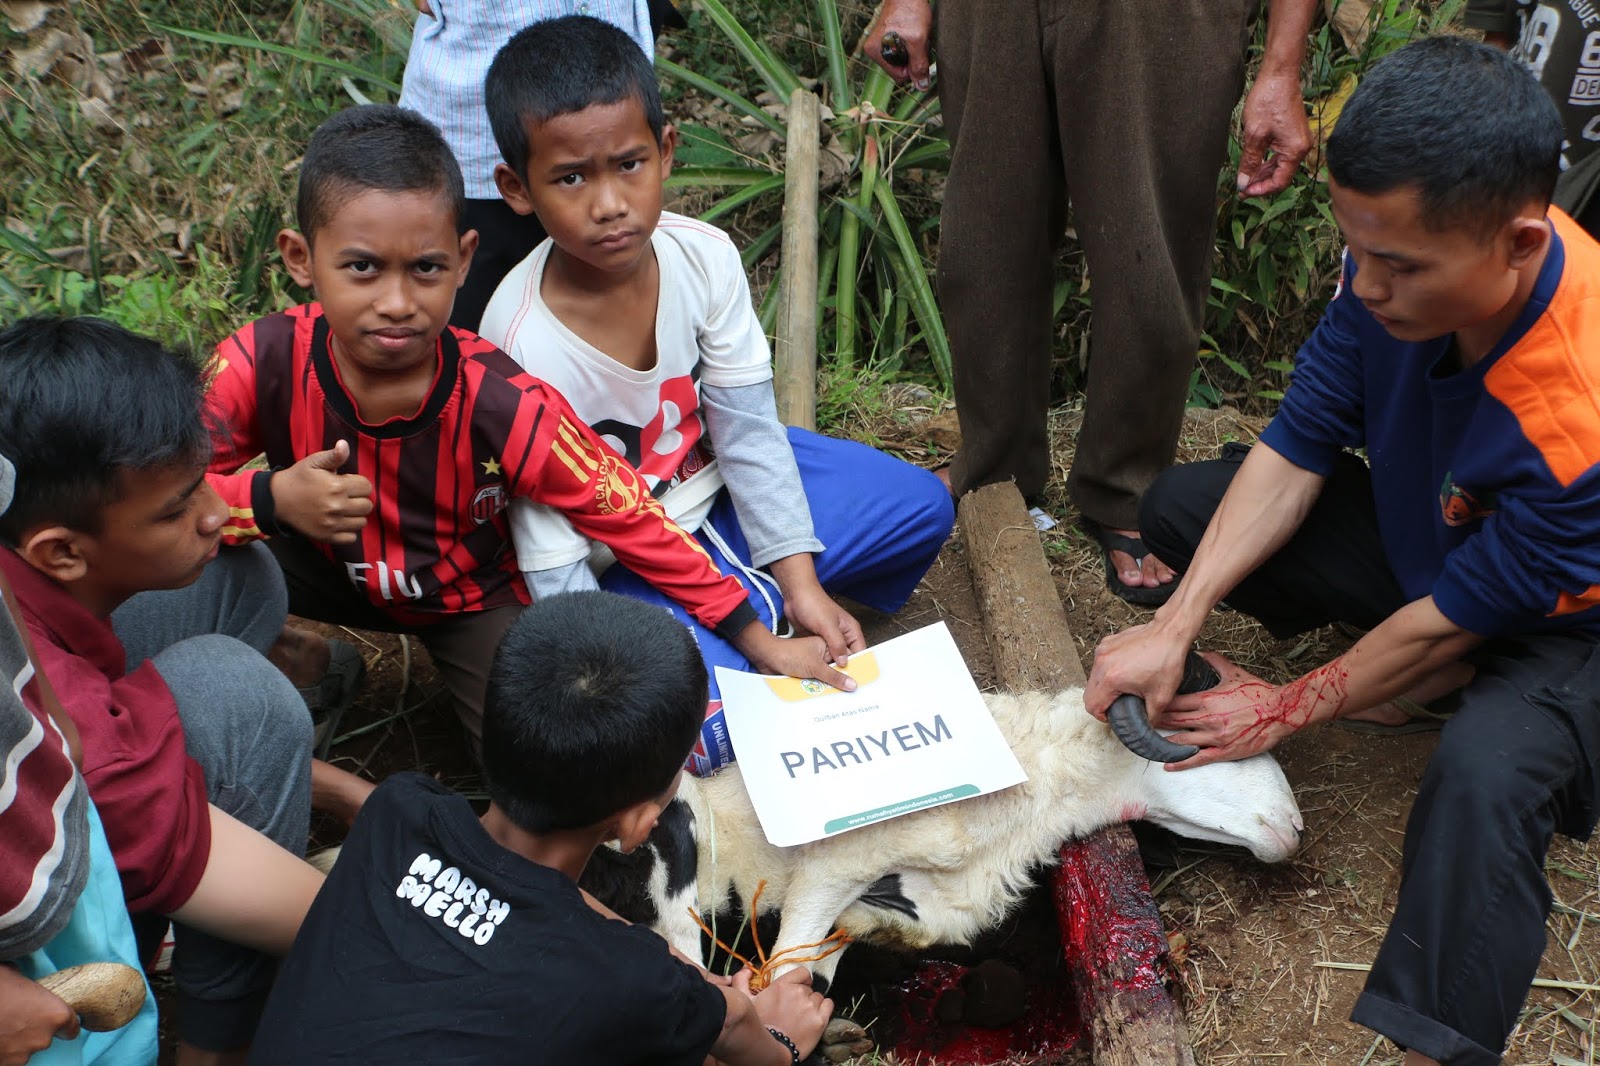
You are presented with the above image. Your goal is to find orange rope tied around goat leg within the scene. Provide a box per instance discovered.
[687,879,852,992]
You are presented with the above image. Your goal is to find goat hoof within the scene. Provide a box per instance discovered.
[821,1041,873,1064]
[824,1018,868,1043]
[820,1016,873,1062]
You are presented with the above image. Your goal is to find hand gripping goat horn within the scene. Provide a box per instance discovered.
[1107,652,1220,764]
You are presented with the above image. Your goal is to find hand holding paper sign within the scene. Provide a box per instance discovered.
[717,623,1027,847]
[767,554,867,669]
[733,624,858,694]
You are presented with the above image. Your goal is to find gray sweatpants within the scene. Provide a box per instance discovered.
[111,541,312,1051]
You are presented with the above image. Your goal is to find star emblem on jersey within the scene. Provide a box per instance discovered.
[481,457,502,476]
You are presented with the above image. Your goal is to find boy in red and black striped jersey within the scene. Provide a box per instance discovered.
[207,105,848,745]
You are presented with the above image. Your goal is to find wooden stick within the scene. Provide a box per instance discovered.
[1315,960,1600,994]
[774,88,820,431]
[959,481,1196,1066]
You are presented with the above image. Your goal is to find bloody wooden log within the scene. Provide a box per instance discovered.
[958,481,1196,1066]
[774,88,820,431]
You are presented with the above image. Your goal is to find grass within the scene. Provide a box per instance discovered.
[0,0,409,349]
[4,0,1463,420]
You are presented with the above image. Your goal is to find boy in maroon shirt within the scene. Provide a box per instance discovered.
[0,317,370,1065]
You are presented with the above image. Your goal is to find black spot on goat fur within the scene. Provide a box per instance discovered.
[858,873,919,921]
[577,842,659,926]
[654,797,697,895]
[576,797,695,926]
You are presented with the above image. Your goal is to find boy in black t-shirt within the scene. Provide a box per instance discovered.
[249,591,833,1065]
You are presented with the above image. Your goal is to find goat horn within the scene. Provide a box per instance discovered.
[1108,695,1200,763]
[1109,650,1218,763]
[1178,652,1220,695]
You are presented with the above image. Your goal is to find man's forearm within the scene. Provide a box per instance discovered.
[1152,443,1324,641]
[1259,0,1318,78]
[1323,598,1481,721]
[1240,598,1480,741]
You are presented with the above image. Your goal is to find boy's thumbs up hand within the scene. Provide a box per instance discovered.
[270,439,374,544]
[305,441,351,471]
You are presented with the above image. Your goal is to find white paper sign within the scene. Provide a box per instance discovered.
[715,622,1027,847]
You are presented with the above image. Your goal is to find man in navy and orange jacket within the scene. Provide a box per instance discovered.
[1087,39,1600,1066]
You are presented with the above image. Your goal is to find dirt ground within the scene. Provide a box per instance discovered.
[232,404,1600,1066]
[852,401,1600,1065]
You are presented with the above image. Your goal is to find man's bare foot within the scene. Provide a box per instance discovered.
[1402,1051,1440,1066]
[1342,660,1475,725]
[933,463,953,495]
[267,625,332,688]
[1106,528,1176,591]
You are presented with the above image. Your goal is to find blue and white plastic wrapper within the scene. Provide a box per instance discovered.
[687,699,734,777]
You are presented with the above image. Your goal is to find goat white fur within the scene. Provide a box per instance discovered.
[652,686,1302,987]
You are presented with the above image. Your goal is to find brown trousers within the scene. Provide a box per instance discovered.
[938,0,1253,524]
[269,537,521,748]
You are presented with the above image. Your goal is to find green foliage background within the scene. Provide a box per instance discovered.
[0,0,1464,416]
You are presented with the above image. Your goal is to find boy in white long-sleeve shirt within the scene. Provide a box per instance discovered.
[479,16,955,774]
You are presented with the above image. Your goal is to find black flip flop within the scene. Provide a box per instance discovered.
[1082,520,1177,607]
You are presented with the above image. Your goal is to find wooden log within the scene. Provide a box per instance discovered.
[958,483,1087,692]
[774,88,821,431]
[957,481,1196,1066]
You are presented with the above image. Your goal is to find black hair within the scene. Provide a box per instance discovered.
[1326,35,1563,235]
[0,317,211,544]
[482,591,707,833]
[295,104,466,239]
[485,15,665,183]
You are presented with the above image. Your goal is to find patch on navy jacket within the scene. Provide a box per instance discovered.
[1439,473,1498,528]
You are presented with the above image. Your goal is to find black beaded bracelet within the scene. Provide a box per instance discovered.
[766,1027,800,1065]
